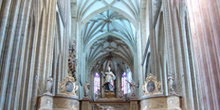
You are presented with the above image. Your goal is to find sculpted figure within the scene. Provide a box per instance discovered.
[101,66,116,91]
[168,76,175,94]
[126,80,138,96]
[46,76,53,93]
[84,81,90,97]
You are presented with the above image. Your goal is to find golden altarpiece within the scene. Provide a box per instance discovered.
[37,72,182,110]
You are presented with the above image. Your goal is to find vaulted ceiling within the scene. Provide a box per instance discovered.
[76,0,140,71]
[77,0,140,26]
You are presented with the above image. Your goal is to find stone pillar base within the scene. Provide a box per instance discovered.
[53,95,79,110]
[81,97,91,110]
[130,99,139,110]
[38,94,53,110]
[104,91,115,98]
[140,95,181,110]
[37,94,79,110]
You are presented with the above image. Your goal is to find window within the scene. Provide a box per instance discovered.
[94,72,100,94]
[121,72,128,94]
[111,80,115,89]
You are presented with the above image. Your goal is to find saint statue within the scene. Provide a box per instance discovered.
[84,81,90,97]
[101,66,116,91]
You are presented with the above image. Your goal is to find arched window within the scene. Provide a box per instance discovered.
[121,72,128,94]
[127,71,132,93]
[94,72,100,94]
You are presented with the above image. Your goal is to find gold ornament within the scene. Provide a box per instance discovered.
[142,74,162,96]
[59,76,79,96]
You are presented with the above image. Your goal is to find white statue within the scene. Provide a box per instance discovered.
[101,66,116,91]
[84,81,90,97]
[168,75,175,94]
[46,76,53,93]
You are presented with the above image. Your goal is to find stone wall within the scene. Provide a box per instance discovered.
[0,0,71,109]
[186,0,220,110]
[143,0,220,109]
[144,0,201,109]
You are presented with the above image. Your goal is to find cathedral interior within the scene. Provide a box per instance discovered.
[0,0,219,110]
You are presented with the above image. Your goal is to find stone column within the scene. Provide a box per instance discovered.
[186,0,220,109]
[29,0,57,109]
[0,0,12,57]
[162,0,196,109]
[148,0,169,95]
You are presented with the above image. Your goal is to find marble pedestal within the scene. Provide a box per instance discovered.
[104,91,115,98]
[37,94,79,110]
[38,94,53,110]
[140,95,181,110]
[81,97,91,110]
[130,98,139,110]
[53,94,79,110]
[91,98,130,110]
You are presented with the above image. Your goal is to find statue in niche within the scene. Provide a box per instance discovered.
[83,81,90,97]
[101,66,116,91]
[45,76,53,94]
[126,80,138,97]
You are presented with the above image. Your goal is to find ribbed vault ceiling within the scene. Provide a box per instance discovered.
[77,0,140,26]
[82,10,137,52]
[77,0,140,72]
[87,36,133,69]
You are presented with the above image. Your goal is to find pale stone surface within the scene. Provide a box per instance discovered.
[81,99,91,110]
[140,95,181,110]
[92,104,129,110]
[186,0,220,109]
[38,95,79,110]
[38,95,53,110]
[53,97,79,110]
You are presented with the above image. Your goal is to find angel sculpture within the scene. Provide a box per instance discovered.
[84,81,90,97]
